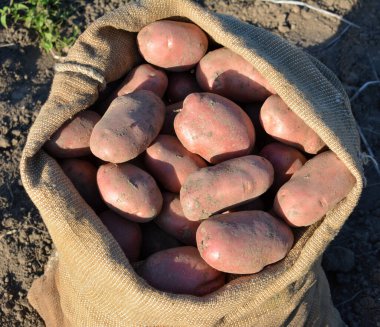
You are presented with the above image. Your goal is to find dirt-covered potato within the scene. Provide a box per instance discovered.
[137,20,208,72]
[196,211,294,274]
[45,110,101,158]
[60,158,104,213]
[196,47,275,102]
[155,193,201,245]
[274,151,356,226]
[260,142,307,191]
[116,64,168,98]
[98,210,142,262]
[97,162,163,222]
[180,155,274,221]
[174,92,255,164]
[144,134,207,193]
[90,90,165,163]
[166,71,201,103]
[136,246,225,296]
[260,95,326,154]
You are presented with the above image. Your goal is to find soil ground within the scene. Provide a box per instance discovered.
[0,0,379,326]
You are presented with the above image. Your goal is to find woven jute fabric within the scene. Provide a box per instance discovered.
[20,0,363,326]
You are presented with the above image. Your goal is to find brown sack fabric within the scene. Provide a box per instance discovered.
[20,0,364,326]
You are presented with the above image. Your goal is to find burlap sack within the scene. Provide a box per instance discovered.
[20,0,364,326]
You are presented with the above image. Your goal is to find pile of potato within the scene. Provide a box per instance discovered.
[45,20,356,296]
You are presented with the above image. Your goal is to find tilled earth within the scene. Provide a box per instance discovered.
[0,0,379,326]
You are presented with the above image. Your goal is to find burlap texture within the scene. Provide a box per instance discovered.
[20,0,363,326]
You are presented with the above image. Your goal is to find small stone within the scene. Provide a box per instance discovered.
[0,136,10,148]
[337,1,353,10]
[2,306,10,315]
[14,304,22,311]
[278,24,290,33]
[11,139,18,146]
[28,231,40,242]
[3,218,16,228]
[322,0,334,7]
[301,9,313,20]
[323,246,355,272]
[19,229,28,242]
[11,130,21,136]
[17,254,26,265]
[291,6,300,14]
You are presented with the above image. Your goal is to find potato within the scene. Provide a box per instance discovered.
[136,246,225,296]
[137,20,208,72]
[98,210,142,262]
[140,222,183,259]
[45,110,101,158]
[260,142,307,191]
[60,158,104,213]
[273,151,356,226]
[241,102,273,151]
[90,90,165,163]
[161,102,182,135]
[196,47,275,102]
[166,72,201,103]
[97,162,163,222]
[145,135,207,193]
[180,155,274,221]
[117,64,168,98]
[260,95,326,154]
[174,93,255,164]
[155,193,201,245]
[196,211,294,274]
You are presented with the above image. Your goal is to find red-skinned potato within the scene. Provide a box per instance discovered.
[45,110,101,158]
[140,222,183,259]
[260,142,307,191]
[137,20,208,72]
[241,102,273,151]
[273,150,356,227]
[90,90,165,163]
[60,158,104,213]
[260,95,326,154]
[196,47,275,102]
[166,72,201,103]
[161,102,182,135]
[98,210,142,262]
[196,211,294,274]
[180,155,274,221]
[117,64,168,98]
[174,92,255,164]
[136,246,225,296]
[155,193,201,245]
[145,134,207,193]
[97,163,163,222]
